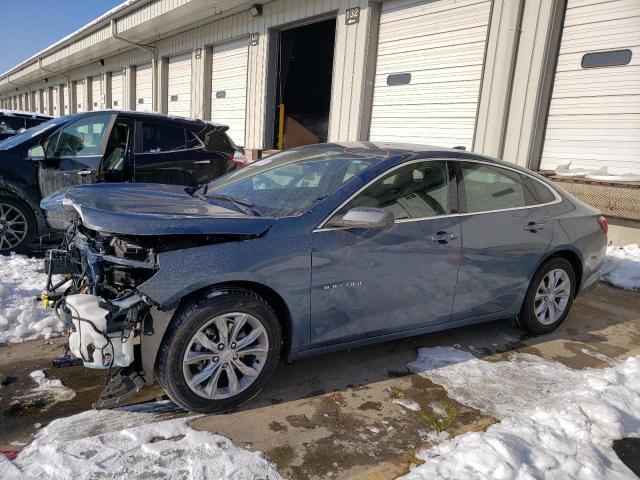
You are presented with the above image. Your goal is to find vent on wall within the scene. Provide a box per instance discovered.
[387,73,411,86]
[138,98,144,104]
[582,49,632,68]
[170,95,179,102]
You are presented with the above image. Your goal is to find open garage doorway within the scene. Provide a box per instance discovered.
[272,17,336,150]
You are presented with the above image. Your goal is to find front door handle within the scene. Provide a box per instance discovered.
[524,222,546,232]
[430,231,457,243]
[193,160,211,164]
[77,170,93,177]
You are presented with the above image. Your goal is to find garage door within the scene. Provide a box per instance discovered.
[135,63,153,112]
[61,84,69,115]
[52,87,59,116]
[369,0,491,149]
[76,81,85,113]
[111,70,124,109]
[91,75,104,110]
[34,91,41,113]
[540,0,640,175]
[167,53,192,117]
[210,39,249,146]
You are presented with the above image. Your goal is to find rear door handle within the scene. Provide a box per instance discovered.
[524,222,546,232]
[193,160,211,164]
[430,231,457,242]
[77,170,93,177]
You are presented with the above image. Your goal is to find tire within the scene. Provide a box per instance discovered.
[519,257,576,334]
[156,290,282,413]
[0,195,36,255]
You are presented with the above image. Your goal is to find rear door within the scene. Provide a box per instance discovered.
[133,120,211,186]
[38,113,115,198]
[451,161,556,321]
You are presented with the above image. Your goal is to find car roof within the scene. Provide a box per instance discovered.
[0,109,53,120]
[293,141,540,172]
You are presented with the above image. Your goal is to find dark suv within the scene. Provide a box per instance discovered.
[0,110,245,252]
[0,110,52,141]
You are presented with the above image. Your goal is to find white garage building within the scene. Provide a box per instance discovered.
[0,0,638,236]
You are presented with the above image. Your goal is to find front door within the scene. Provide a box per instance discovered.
[310,160,461,347]
[451,161,555,320]
[38,113,115,198]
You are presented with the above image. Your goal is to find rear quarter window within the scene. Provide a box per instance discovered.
[141,122,186,152]
[200,128,235,155]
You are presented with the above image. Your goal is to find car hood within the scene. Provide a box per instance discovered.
[40,183,276,236]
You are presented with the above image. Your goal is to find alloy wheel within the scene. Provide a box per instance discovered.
[0,202,28,251]
[182,312,269,400]
[534,268,571,325]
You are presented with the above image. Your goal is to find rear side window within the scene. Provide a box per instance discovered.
[141,123,186,152]
[460,162,542,213]
[525,177,557,204]
[200,128,235,155]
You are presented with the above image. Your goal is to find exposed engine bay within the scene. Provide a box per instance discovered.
[43,222,160,406]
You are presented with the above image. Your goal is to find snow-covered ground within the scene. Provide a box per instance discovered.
[16,370,76,404]
[400,347,640,479]
[0,253,63,344]
[0,407,282,480]
[601,244,640,291]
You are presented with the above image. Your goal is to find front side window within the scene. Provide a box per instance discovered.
[339,160,449,220]
[141,123,186,153]
[53,114,111,157]
[459,162,543,213]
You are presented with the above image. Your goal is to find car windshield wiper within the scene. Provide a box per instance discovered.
[206,193,258,216]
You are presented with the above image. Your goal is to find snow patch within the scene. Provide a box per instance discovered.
[400,347,640,479]
[0,410,283,480]
[0,253,63,344]
[601,244,640,291]
[18,370,76,403]
[393,398,421,412]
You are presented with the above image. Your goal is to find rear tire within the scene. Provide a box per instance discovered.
[0,195,36,255]
[519,257,576,334]
[156,290,282,413]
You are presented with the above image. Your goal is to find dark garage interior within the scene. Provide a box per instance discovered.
[273,18,336,149]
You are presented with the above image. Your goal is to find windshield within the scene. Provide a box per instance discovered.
[204,145,389,217]
[0,116,65,151]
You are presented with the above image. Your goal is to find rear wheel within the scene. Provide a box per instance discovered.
[156,291,282,413]
[519,257,576,334]
[0,196,36,254]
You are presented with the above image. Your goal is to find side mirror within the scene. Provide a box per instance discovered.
[28,145,46,160]
[326,207,394,230]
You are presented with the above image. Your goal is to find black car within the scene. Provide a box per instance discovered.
[0,110,245,252]
[0,110,52,141]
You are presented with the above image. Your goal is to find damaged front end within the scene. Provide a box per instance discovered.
[44,222,159,407]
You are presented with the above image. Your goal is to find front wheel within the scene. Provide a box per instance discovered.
[0,196,36,254]
[156,291,282,413]
[519,257,576,334]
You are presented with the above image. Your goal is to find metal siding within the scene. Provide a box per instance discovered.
[369,0,491,149]
[211,38,249,145]
[111,70,124,109]
[52,86,59,116]
[168,52,192,117]
[541,0,640,175]
[136,63,154,111]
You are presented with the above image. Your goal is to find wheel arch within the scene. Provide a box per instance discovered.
[144,280,294,383]
[543,247,583,292]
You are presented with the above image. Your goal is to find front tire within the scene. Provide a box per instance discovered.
[519,257,576,334]
[0,196,36,254]
[156,290,282,413]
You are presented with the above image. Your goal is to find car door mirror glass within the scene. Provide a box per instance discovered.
[28,144,46,160]
[327,207,394,230]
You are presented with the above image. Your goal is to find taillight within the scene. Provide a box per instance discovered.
[230,150,247,167]
[598,215,608,234]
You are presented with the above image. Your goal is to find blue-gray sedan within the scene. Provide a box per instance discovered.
[41,142,608,412]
